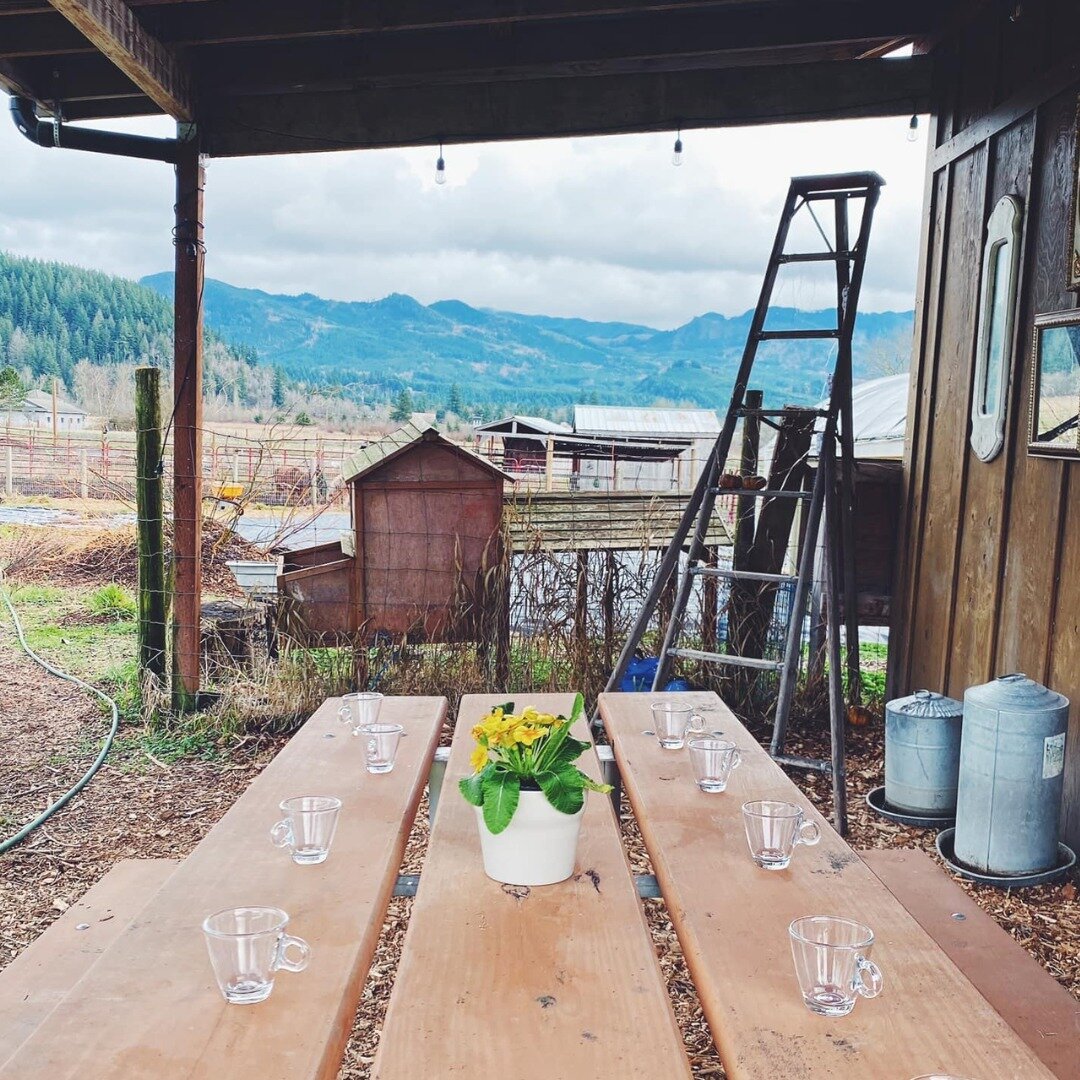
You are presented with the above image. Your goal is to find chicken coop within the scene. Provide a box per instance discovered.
[277,423,509,643]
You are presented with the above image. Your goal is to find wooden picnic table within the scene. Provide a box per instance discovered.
[599,690,1059,1080]
[0,696,446,1080]
[372,693,691,1079]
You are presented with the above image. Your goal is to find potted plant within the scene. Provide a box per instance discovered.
[459,694,611,886]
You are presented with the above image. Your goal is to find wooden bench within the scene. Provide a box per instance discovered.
[372,693,692,1079]
[863,848,1080,1080]
[600,691,1058,1079]
[0,696,446,1079]
[0,859,177,1067]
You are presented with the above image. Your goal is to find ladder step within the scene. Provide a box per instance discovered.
[756,329,840,341]
[736,407,828,418]
[708,487,812,500]
[772,753,833,773]
[689,568,798,584]
[668,648,785,672]
[777,251,855,264]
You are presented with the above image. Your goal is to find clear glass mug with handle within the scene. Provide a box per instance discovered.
[650,701,708,749]
[338,692,383,735]
[741,800,821,869]
[788,915,883,1017]
[688,738,741,792]
[202,906,310,1005]
[360,722,404,774]
[270,795,342,865]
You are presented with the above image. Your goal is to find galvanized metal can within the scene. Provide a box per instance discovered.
[954,674,1070,876]
[884,689,964,814]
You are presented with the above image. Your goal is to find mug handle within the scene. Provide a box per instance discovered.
[729,748,742,771]
[275,933,310,974]
[796,817,821,847]
[854,955,883,998]
[338,704,353,726]
[686,712,708,737]
[269,819,294,850]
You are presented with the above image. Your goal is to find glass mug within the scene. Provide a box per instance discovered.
[202,906,310,1005]
[788,915,883,1017]
[688,738,741,792]
[650,701,707,750]
[360,722,404,773]
[270,795,342,865]
[741,800,820,869]
[338,691,383,735]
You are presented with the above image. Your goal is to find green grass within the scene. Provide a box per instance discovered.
[88,583,137,621]
[9,583,65,605]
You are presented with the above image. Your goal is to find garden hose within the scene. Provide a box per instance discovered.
[0,582,120,854]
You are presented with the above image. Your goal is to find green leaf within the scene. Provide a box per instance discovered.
[569,692,585,725]
[481,771,521,834]
[459,771,485,807]
[578,768,613,795]
[495,700,515,716]
[536,766,586,816]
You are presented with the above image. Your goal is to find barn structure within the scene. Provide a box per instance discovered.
[4,0,1080,850]
[277,423,508,643]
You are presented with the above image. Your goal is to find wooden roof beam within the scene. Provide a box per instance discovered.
[205,56,932,157]
[44,0,192,119]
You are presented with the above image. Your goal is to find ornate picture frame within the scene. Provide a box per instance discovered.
[1029,309,1080,459]
[1069,93,1080,291]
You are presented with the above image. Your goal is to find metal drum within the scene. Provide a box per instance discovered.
[954,674,1069,876]
[884,689,964,815]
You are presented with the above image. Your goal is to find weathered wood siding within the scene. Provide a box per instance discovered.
[891,3,1080,849]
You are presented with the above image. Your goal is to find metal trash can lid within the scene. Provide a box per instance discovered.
[965,673,1068,714]
[888,688,963,719]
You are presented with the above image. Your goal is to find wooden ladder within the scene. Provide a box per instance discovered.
[602,172,884,835]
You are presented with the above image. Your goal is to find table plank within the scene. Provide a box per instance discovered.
[601,691,1057,1080]
[373,693,691,1080]
[0,696,446,1080]
[862,848,1080,1080]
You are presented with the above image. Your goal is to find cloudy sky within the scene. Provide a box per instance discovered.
[0,102,925,329]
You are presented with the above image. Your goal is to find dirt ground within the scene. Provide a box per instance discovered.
[0,632,1076,1078]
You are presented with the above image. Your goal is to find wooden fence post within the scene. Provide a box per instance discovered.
[80,450,88,498]
[135,367,167,680]
[5,446,12,496]
[545,435,554,492]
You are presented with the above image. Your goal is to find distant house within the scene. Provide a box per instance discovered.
[1,389,88,431]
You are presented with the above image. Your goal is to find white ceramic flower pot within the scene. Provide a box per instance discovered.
[474,788,585,886]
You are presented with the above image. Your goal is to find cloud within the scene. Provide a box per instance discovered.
[0,103,923,328]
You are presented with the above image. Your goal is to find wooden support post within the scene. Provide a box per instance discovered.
[5,446,12,496]
[734,389,763,573]
[171,130,205,714]
[574,549,589,680]
[544,435,554,492]
[51,377,58,445]
[603,549,616,673]
[702,544,718,655]
[135,366,167,679]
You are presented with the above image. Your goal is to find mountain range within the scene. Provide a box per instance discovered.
[140,273,914,411]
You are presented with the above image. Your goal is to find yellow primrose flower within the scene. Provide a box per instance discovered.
[470,745,490,773]
[514,725,544,746]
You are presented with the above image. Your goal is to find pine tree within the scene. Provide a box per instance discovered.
[272,367,286,408]
[390,388,414,422]
[447,382,464,416]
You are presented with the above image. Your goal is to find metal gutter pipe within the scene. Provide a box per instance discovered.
[10,96,180,164]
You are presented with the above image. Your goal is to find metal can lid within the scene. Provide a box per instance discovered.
[889,688,964,718]
[964,673,1069,713]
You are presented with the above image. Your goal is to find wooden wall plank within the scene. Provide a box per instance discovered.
[992,87,1075,683]
[908,147,986,693]
[946,115,1035,694]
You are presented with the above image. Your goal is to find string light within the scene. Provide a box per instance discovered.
[435,142,446,185]
[907,114,919,143]
[672,129,683,166]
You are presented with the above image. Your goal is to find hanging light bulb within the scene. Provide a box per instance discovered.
[672,129,683,166]
[435,142,446,185]
[907,114,919,143]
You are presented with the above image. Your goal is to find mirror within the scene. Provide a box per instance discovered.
[1029,310,1080,458]
[971,196,1022,462]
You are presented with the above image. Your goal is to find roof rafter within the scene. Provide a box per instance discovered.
[44,0,192,119]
